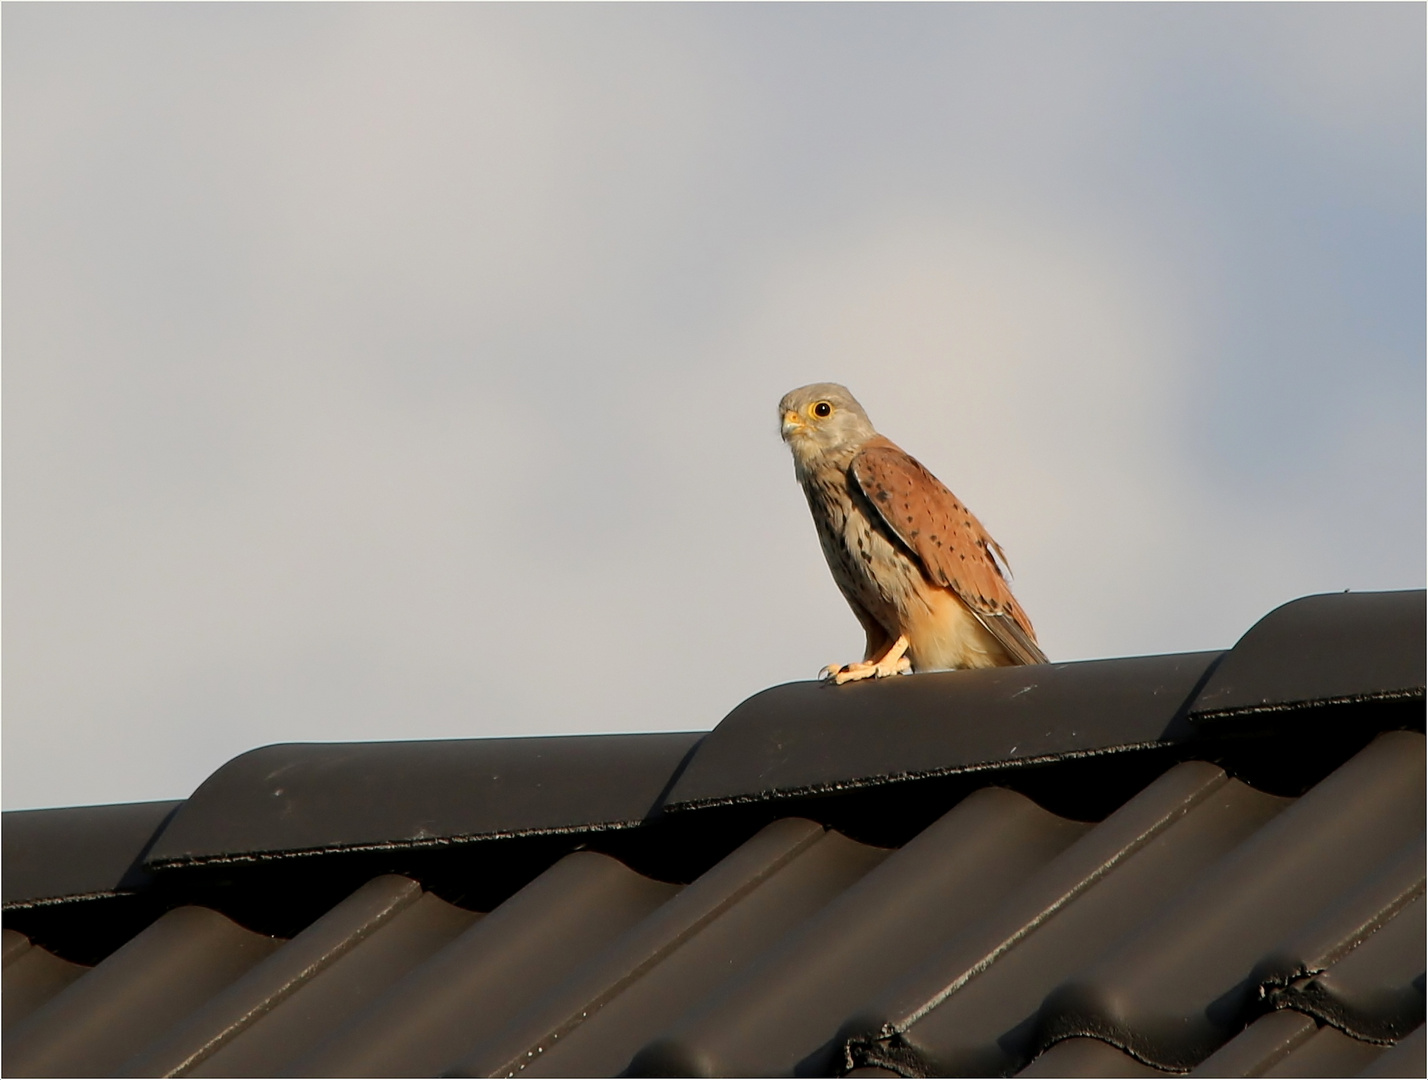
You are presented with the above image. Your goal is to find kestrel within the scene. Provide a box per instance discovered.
[779,383,1047,684]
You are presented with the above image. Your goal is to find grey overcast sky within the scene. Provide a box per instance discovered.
[4,3,1424,810]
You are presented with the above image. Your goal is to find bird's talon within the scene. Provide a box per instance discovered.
[832,662,877,685]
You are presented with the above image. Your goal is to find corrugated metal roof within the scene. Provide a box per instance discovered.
[3,734,1421,1077]
[3,590,1424,1077]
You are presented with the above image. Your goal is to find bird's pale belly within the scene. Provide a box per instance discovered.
[903,588,1012,670]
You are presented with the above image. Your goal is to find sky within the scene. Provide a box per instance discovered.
[4,3,1423,811]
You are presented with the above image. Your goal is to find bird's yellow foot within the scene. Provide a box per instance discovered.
[820,636,911,684]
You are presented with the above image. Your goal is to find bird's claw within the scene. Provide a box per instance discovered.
[819,654,911,685]
[824,663,871,685]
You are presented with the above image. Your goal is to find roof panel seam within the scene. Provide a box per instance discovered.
[145,818,654,870]
[664,740,1172,812]
[1192,688,1426,721]
[3,889,144,912]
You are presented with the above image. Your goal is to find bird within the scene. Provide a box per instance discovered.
[778,382,1047,684]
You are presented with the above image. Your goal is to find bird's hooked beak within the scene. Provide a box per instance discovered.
[781,410,805,439]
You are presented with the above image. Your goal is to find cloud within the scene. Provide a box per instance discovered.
[4,5,1421,808]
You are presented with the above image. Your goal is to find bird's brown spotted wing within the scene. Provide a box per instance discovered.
[851,438,1048,665]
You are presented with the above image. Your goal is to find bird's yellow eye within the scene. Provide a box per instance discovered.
[811,401,833,419]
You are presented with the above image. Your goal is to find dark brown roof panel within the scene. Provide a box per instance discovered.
[3,906,281,1077]
[478,824,887,1079]
[1193,1014,1423,1080]
[1260,1022,1389,1077]
[119,874,423,1077]
[664,651,1220,811]
[1,931,88,1031]
[846,762,1290,1076]
[1026,1020,1409,1079]
[452,818,869,1078]
[6,739,1422,1078]
[1190,589,1426,723]
[1,929,27,965]
[146,732,704,868]
[1361,1024,1426,1078]
[3,800,181,906]
[626,787,1089,1077]
[191,890,479,1078]
[1254,832,1424,999]
[1015,1036,1162,1077]
[1030,730,1424,1070]
[1189,1008,1320,1077]
[286,851,677,1077]
[1269,892,1426,1044]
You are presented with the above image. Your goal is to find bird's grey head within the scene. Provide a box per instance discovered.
[779,383,878,467]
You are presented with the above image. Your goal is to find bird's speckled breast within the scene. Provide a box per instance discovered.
[798,458,931,634]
